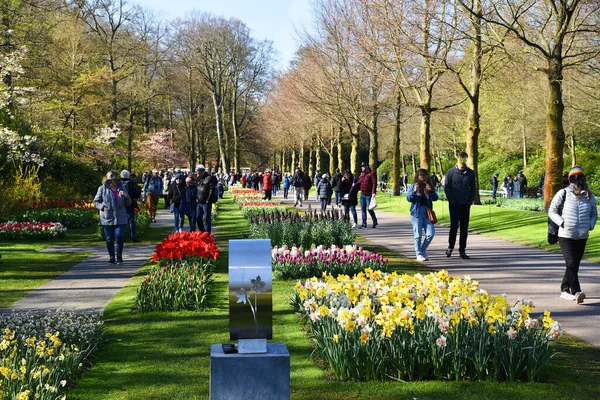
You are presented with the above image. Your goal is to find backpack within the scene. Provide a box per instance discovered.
[490,177,495,185]
[548,189,567,244]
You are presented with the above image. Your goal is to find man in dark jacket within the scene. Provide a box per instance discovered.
[195,165,215,233]
[302,172,313,202]
[331,169,343,207]
[517,171,527,198]
[292,168,305,207]
[491,173,499,200]
[444,151,476,259]
[120,170,141,242]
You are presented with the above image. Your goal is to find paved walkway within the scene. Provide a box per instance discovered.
[2,207,213,313]
[280,190,600,347]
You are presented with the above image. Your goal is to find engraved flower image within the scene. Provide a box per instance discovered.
[236,275,266,334]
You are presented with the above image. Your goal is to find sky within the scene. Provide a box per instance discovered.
[135,0,314,69]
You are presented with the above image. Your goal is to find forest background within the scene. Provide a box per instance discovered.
[1,0,600,216]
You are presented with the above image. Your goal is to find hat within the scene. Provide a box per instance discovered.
[195,165,205,171]
[152,169,159,174]
[494,173,499,177]
[568,165,585,179]
[322,173,328,179]
[174,173,183,180]
[360,161,369,168]
[120,170,130,179]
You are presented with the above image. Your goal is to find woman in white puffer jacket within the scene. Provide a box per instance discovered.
[548,165,597,304]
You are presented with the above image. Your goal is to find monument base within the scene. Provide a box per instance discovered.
[210,343,290,400]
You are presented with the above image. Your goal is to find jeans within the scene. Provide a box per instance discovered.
[187,209,196,232]
[359,194,377,226]
[295,188,303,205]
[196,203,205,232]
[492,186,497,200]
[283,187,289,199]
[125,207,137,241]
[272,185,277,196]
[335,191,341,206]
[410,212,435,257]
[343,204,357,224]
[448,204,471,253]
[173,207,185,232]
[559,238,587,294]
[202,203,213,233]
[320,198,328,212]
[103,225,125,261]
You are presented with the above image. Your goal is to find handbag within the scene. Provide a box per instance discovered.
[426,206,438,224]
[548,189,567,244]
[368,195,377,210]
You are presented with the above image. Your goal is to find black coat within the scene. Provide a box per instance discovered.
[340,177,358,206]
[197,174,215,204]
[331,172,343,192]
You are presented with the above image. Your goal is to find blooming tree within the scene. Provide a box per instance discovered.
[134,130,186,169]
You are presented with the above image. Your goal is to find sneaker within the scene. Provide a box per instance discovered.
[575,292,586,304]
[560,292,576,301]
[116,257,123,264]
[351,223,357,229]
[459,252,471,259]
[422,252,429,261]
[108,259,116,265]
[445,248,453,258]
[416,255,426,262]
[359,225,368,229]
[294,202,297,207]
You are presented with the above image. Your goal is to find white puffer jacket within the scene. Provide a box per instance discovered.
[548,188,597,240]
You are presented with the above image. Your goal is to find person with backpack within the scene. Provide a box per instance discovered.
[282,173,292,200]
[317,174,333,212]
[549,165,597,304]
[331,169,343,207]
[120,170,141,242]
[292,168,305,206]
[490,173,499,200]
[143,169,163,222]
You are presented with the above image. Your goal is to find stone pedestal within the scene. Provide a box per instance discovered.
[210,343,290,400]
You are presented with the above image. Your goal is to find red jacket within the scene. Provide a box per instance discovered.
[356,168,377,196]
[263,173,273,190]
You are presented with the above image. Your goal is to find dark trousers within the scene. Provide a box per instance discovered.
[558,238,587,294]
[263,189,272,200]
[492,186,497,200]
[125,207,137,241]
[283,187,289,199]
[195,203,205,232]
[303,188,309,201]
[448,204,471,253]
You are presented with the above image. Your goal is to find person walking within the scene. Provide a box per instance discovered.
[331,169,343,207]
[444,151,476,259]
[120,170,141,243]
[490,173,499,200]
[196,165,215,233]
[167,174,186,233]
[354,161,378,229]
[407,169,438,261]
[292,168,305,206]
[549,165,597,304]
[316,174,333,212]
[302,172,312,202]
[340,170,358,228]
[263,170,273,200]
[162,172,171,209]
[93,171,131,264]
[143,169,163,222]
[517,171,527,198]
[282,173,291,200]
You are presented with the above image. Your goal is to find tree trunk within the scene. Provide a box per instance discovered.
[392,91,402,196]
[299,141,305,173]
[212,93,229,173]
[127,106,134,171]
[411,153,417,180]
[337,125,344,172]
[350,121,360,175]
[291,149,296,172]
[570,127,576,167]
[329,139,335,174]
[466,0,482,205]
[188,69,196,169]
[543,56,565,211]
[419,107,431,170]
[369,100,379,170]
[522,121,527,168]
[401,153,406,176]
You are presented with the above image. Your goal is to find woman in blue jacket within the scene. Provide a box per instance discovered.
[407,169,438,261]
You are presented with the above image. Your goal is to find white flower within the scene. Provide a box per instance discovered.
[436,335,447,348]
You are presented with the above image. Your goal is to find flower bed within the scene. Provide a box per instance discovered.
[15,208,97,229]
[249,211,354,248]
[0,222,67,239]
[293,269,561,382]
[272,245,388,279]
[136,231,220,312]
[231,189,264,204]
[240,202,286,218]
[0,311,103,399]
[16,198,95,210]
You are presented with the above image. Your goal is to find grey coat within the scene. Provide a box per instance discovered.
[549,187,597,240]
[93,182,132,226]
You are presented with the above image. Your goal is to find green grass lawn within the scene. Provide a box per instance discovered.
[67,194,600,400]
[376,192,600,263]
